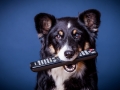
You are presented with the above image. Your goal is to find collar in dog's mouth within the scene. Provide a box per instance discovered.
[63,64,76,72]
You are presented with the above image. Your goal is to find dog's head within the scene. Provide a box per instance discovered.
[34,9,101,72]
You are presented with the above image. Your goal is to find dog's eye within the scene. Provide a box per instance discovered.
[55,35,62,40]
[74,33,81,39]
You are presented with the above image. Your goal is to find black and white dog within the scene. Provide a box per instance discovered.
[34,9,101,90]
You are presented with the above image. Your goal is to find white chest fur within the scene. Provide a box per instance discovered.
[48,62,86,90]
[48,67,73,90]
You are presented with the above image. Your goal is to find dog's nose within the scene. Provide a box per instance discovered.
[64,50,74,58]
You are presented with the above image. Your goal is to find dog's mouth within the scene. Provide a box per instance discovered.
[63,64,76,72]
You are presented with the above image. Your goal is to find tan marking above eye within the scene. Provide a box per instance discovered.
[73,29,77,34]
[59,30,64,36]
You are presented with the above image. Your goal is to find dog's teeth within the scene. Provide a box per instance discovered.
[64,64,76,72]
[72,65,75,68]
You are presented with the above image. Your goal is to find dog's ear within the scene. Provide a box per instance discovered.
[34,13,56,38]
[79,9,101,33]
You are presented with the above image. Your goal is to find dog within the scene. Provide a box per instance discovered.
[34,9,101,90]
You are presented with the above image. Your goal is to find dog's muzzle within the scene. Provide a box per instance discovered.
[64,50,74,59]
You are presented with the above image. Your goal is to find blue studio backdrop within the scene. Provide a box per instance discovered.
[0,0,120,90]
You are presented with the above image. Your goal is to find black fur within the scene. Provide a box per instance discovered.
[34,9,101,90]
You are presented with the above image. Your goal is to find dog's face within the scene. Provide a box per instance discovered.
[34,9,100,72]
[48,18,86,61]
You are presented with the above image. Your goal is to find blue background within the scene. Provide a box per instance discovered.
[0,0,120,90]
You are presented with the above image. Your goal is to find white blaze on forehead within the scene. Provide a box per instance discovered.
[67,22,71,29]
